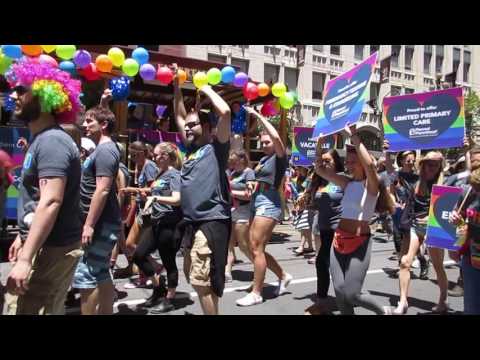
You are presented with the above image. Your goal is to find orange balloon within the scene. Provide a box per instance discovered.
[258,83,270,97]
[22,45,42,57]
[177,69,187,84]
[95,54,113,73]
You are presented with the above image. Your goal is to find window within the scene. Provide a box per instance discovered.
[207,54,227,64]
[330,45,341,56]
[391,45,401,68]
[284,67,298,91]
[405,88,415,94]
[370,45,380,54]
[405,45,414,71]
[424,45,432,74]
[232,58,249,74]
[264,46,280,56]
[354,45,365,60]
[313,45,323,52]
[453,47,461,73]
[464,50,471,83]
[435,45,444,74]
[370,82,380,102]
[391,85,402,96]
[312,106,320,118]
[264,64,280,84]
[312,72,326,100]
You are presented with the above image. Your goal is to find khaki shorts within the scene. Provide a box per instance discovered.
[5,241,82,315]
[183,230,212,287]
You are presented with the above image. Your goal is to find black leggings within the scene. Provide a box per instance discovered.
[133,222,180,288]
[316,229,334,299]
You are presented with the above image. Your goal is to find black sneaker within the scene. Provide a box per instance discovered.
[140,285,167,308]
[150,298,175,314]
[448,283,464,297]
[419,262,429,280]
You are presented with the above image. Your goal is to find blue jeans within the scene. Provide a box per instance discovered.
[461,256,480,315]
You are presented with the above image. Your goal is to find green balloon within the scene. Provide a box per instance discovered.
[207,68,222,85]
[279,92,295,110]
[272,82,287,97]
[122,58,140,77]
[0,53,13,74]
[56,45,76,60]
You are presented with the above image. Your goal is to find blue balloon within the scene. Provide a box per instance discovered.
[132,47,149,66]
[59,61,76,75]
[3,93,16,112]
[2,45,22,59]
[110,76,130,101]
[221,66,236,84]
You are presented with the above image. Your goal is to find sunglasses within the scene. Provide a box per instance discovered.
[184,120,202,129]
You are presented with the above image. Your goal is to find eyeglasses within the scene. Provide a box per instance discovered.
[184,120,201,129]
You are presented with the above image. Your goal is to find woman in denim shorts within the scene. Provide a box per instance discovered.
[235,106,292,307]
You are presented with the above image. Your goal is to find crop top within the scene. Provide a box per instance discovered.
[340,180,378,221]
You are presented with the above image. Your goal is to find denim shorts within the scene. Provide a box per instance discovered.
[250,189,282,222]
[411,220,427,239]
[73,222,121,289]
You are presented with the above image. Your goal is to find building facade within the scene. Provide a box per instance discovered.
[179,45,479,150]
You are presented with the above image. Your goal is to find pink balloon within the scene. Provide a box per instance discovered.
[39,54,58,68]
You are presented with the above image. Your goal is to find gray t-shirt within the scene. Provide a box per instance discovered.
[255,154,287,189]
[80,141,121,226]
[17,126,81,247]
[181,140,231,222]
[151,168,182,222]
[230,168,255,206]
[312,181,344,230]
[136,159,159,207]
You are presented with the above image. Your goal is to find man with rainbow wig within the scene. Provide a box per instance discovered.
[4,57,83,315]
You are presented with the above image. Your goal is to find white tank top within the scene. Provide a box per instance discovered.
[341,180,379,221]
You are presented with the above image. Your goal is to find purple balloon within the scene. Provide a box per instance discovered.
[233,72,248,88]
[73,50,91,69]
[140,63,156,81]
[156,105,167,118]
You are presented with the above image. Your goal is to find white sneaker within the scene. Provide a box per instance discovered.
[236,292,263,307]
[274,273,293,296]
[411,258,420,269]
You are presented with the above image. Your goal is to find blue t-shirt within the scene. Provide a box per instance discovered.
[255,154,287,189]
[313,181,344,230]
[230,168,255,206]
[151,168,182,222]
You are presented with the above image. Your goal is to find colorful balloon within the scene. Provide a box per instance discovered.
[81,63,100,81]
[279,92,295,109]
[207,68,222,85]
[132,47,149,65]
[221,66,235,84]
[193,72,208,89]
[39,54,58,68]
[177,69,187,85]
[73,50,91,69]
[122,58,140,77]
[95,55,113,73]
[0,53,13,74]
[108,47,125,67]
[56,45,76,60]
[59,61,76,75]
[157,66,174,84]
[156,105,167,118]
[233,72,248,88]
[41,45,56,53]
[271,82,287,97]
[243,82,259,101]
[258,83,270,97]
[109,76,130,100]
[139,63,156,81]
[2,45,22,59]
[21,45,42,57]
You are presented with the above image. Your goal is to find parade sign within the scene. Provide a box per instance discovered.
[383,87,464,151]
[291,127,335,166]
[0,127,30,220]
[426,185,464,250]
[313,52,377,138]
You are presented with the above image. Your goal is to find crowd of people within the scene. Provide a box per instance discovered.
[0,57,479,315]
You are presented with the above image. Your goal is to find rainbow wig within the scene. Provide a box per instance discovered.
[5,57,82,123]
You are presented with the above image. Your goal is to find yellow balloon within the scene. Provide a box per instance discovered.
[193,72,208,89]
[108,47,125,67]
[41,45,57,53]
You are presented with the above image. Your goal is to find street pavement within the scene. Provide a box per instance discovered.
[1,223,464,315]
